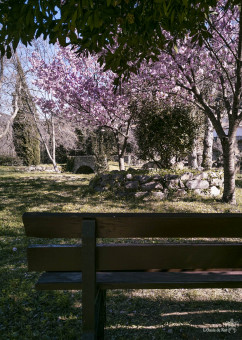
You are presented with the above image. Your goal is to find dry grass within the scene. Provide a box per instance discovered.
[0,166,241,339]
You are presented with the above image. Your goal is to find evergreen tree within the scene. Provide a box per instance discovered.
[12,58,40,166]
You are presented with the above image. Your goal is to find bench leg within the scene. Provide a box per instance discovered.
[96,289,106,339]
[82,289,106,340]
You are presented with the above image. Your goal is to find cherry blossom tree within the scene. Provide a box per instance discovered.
[138,1,242,204]
[30,46,135,170]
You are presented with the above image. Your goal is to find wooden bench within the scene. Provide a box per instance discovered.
[23,212,242,339]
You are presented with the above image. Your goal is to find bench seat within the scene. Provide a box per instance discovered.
[36,271,242,290]
[23,212,242,339]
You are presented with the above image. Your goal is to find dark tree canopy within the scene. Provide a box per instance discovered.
[134,101,198,169]
[0,0,239,79]
[12,59,40,166]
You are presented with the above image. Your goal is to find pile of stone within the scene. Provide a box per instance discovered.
[25,165,61,173]
[90,170,224,200]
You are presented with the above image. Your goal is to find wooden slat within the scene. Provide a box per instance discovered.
[36,271,242,290]
[28,243,242,271]
[36,272,83,290]
[23,212,242,238]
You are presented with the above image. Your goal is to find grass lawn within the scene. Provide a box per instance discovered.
[0,166,242,339]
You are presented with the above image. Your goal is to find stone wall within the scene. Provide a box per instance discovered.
[90,170,224,200]
[72,156,96,173]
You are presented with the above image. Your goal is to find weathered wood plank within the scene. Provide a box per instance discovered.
[35,272,83,290]
[82,219,96,339]
[23,212,242,238]
[28,243,242,271]
[35,271,242,290]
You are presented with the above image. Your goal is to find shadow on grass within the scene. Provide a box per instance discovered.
[0,270,241,340]
[236,178,242,188]
[0,175,90,215]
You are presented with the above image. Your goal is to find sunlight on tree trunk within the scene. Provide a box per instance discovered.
[202,116,213,169]
[118,156,125,171]
[221,138,237,204]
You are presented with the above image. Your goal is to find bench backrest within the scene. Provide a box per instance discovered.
[23,212,242,272]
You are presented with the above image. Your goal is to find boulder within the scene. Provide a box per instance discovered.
[165,179,179,189]
[152,174,162,181]
[126,173,133,180]
[125,181,139,190]
[141,181,157,191]
[210,186,221,197]
[134,191,149,199]
[173,189,187,197]
[179,180,185,188]
[193,172,208,180]
[180,172,193,181]
[150,191,167,200]
[186,180,209,190]
[138,175,151,184]
[210,178,223,187]
[154,183,164,190]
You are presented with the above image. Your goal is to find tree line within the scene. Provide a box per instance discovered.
[0,0,241,203]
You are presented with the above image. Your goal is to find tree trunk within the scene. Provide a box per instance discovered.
[188,140,198,168]
[221,138,236,204]
[202,116,213,169]
[118,156,125,171]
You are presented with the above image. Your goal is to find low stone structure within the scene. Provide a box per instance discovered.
[72,156,96,173]
[24,165,61,173]
[90,169,224,200]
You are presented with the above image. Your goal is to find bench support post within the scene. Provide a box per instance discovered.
[82,219,97,340]
[96,288,106,339]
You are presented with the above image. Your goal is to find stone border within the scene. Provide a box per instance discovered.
[90,170,224,200]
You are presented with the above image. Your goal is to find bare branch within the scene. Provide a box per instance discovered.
[0,83,21,139]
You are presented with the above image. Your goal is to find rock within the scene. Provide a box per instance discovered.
[210,186,221,196]
[180,172,193,181]
[150,191,167,200]
[134,191,149,199]
[142,161,159,169]
[179,180,185,188]
[152,174,162,181]
[100,174,110,183]
[165,179,179,189]
[94,186,106,192]
[140,181,157,191]
[210,171,219,178]
[186,180,209,190]
[173,162,184,170]
[126,173,133,180]
[193,172,208,180]
[138,175,151,184]
[174,189,187,197]
[154,183,163,190]
[111,172,124,180]
[164,174,179,181]
[210,178,223,187]
[125,181,139,190]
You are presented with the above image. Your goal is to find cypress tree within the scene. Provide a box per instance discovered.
[12,58,40,166]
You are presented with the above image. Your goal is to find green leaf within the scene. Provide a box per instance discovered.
[71,10,77,27]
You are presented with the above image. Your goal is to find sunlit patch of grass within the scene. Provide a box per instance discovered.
[0,166,241,339]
